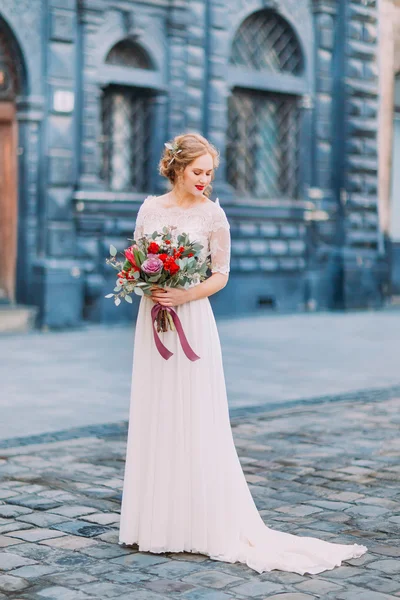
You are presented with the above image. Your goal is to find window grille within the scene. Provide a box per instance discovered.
[100,86,153,192]
[227,11,303,198]
[230,10,303,74]
[227,89,300,198]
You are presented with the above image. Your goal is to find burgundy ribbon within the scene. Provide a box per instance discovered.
[150,303,200,362]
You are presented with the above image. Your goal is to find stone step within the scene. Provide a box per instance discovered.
[0,304,38,334]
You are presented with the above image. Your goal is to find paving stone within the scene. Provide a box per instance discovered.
[275,505,323,517]
[0,505,32,519]
[344,574,400,594]
[371,545,400,557]
[6,541,54,561]
[48,506,98,518]
[295,578,344,594]
[181,589,233,600]
[81,512,119,525]
[0,534,22,547]
[39,534,97,551]
[37,586,92,599]
[46,571,98,586]
[140,560,207,581]
[8,564,58,579]
[181,569,245,589]
[79,581,135,598]
[0,522,33,534]
[335,587,396,600]
[102,568,152,585]
[6,527,67,542]
[0,574,30,592]
[7,496,62,510]
[366,559,400,575]
[142,579,196,594]
[76,541,131,559]
[50,520,110,537]
[0,552,37,571]
[16,512,67,528]
[110,553,169,569]
[346,505,392,518]
[228,579,285,596]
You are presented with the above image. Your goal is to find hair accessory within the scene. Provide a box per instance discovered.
[164,142,183,166]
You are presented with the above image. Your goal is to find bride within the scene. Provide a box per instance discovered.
[118,132,367,575]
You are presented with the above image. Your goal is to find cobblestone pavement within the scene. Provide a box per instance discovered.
[0,394,400,599]
[1,309,400,440]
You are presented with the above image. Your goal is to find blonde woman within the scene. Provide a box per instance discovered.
[118,132,367,574]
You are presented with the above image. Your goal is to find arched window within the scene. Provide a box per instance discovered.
[100,40,155,191]
[227,10,304,199]
[0,17,25,100]
[105,39,153,70]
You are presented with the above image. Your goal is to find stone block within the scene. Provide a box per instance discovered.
[50,10,74,42]
[48,43,74,79]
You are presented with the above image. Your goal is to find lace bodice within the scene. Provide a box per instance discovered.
[133,195,231,276]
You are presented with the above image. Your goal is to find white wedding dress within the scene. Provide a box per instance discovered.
[119,194,367,575]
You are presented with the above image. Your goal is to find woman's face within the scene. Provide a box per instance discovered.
[178,153,214,197]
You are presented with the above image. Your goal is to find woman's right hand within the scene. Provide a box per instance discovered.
[149,285,166,304]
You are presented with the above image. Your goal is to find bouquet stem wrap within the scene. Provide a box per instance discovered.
[151,303,200,362]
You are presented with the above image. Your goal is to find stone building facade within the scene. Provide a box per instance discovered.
[0,0,385,327]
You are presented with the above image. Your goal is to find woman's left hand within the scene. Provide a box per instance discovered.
[150,286,190,307]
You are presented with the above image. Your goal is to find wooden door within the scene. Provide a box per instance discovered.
[0,102,18,302]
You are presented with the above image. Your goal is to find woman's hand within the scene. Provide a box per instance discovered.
[150,286,190,307]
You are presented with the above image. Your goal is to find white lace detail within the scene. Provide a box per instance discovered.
[134,195,231,276]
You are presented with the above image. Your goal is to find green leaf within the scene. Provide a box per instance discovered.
[113,286,121,292]
[133,249,143,267]
[115,297,121,306]
[110,245,117,257]
[134,287,144,296]
[124,295,133,303]
[133,271,140,280]
[104,293,114,298]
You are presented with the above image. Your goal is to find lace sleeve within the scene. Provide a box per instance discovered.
[133,201,146,241]
[209,203,231,275]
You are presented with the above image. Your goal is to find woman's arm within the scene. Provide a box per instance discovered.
[187,272,228,301]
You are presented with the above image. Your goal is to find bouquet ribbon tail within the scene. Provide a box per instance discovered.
[151,304,200,362]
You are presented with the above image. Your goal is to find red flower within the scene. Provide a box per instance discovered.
[188,253,194,257]
[148,241,160,254]
[124,247,137,267]
[179,246,185,252]
[158,253,168,262]
[126,269,137,280]
[167,261,180,275]
[165,240,171,245]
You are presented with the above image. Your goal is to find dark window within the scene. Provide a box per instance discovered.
[105,39,153,70]
[227,10,303,198]
[0,18,24,100]
[227,89,300,198]
[230,10,303,74]
[100,86,153,192]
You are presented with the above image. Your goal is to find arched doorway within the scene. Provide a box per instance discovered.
[0,17,25,303]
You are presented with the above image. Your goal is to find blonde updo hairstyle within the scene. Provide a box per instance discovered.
[158,133,220,198]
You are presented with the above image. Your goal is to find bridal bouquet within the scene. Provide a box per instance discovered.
[105,227,210,361]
